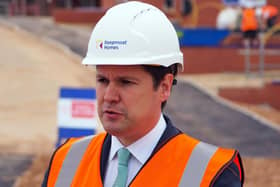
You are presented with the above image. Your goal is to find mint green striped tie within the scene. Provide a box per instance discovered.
[113,148,131,187]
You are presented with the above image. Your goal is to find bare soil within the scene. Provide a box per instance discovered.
[0,25,96,154]
[0,24,96,186]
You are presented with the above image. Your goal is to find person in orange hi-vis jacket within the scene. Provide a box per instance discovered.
[261,5,278,28]
[241,7,259,46]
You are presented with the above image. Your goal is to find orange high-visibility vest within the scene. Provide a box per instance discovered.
[262,5,278,18]
[241,8,258,31]
[47,133,241,187]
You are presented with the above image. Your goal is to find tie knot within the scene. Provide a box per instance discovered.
[117,148,131,166]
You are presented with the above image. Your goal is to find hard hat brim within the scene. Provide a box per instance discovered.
[82,53,184,71]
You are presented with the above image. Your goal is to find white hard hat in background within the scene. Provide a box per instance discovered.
[82,1,183,70]
[216,7,240,30]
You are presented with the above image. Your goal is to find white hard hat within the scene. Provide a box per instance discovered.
[82,1,183,71]
[216,8,239,30]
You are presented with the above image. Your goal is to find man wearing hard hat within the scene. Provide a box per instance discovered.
[42,2,244,187]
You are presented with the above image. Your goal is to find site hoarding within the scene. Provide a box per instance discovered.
[56,87,97,146]
[239,0,266,7]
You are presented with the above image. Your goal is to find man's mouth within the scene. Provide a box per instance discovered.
[104,109,121,115]
[103,108,124,119]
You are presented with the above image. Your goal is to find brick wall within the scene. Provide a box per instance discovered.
[181,45,280,74]
[265,82,280,109]
[53,8,105,23]
[219,87,265,104]
[218,82,280,110]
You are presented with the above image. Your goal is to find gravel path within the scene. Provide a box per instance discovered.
[1,16,91,57]
[0,154,32,187]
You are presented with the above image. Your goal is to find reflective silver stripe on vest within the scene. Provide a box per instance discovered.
[179,142,218,187]
[55,135,94,187]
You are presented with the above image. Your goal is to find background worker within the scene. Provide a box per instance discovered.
[259,5,279,29]
[241,6,259,47]
[42,2,244,187]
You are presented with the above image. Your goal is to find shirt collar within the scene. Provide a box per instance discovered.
[109,114,166,164]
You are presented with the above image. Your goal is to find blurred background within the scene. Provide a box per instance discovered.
[0,0,279,186]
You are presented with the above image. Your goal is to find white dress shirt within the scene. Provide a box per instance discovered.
[104,114,167,187]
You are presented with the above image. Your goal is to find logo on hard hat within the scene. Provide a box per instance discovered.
[96,40,103,49]
[96,39,127,50]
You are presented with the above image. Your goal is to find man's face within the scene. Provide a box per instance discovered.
[96,65,172,145]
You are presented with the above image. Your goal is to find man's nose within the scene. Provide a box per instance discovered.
[104,83,120,102]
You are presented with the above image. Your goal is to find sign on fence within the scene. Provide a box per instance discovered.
[239,0,266,7]
[56,87,97,146]
[222,0,239,6]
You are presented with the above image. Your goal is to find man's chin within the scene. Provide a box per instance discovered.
[103,127,123,137]
[102,121,122,134]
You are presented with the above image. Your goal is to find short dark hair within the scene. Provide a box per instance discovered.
[142,64,178,109]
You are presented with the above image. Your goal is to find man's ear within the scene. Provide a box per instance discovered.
[159,74,174,102]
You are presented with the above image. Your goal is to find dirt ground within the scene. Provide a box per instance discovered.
[0,25,96,154]
[1,24,280,186]
[0,24,96,187]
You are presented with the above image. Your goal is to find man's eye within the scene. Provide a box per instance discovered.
[97,78,108,84]
[121,79,133,85]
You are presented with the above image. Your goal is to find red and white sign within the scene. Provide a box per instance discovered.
[72,101,96,118]
[58,99,97,129]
